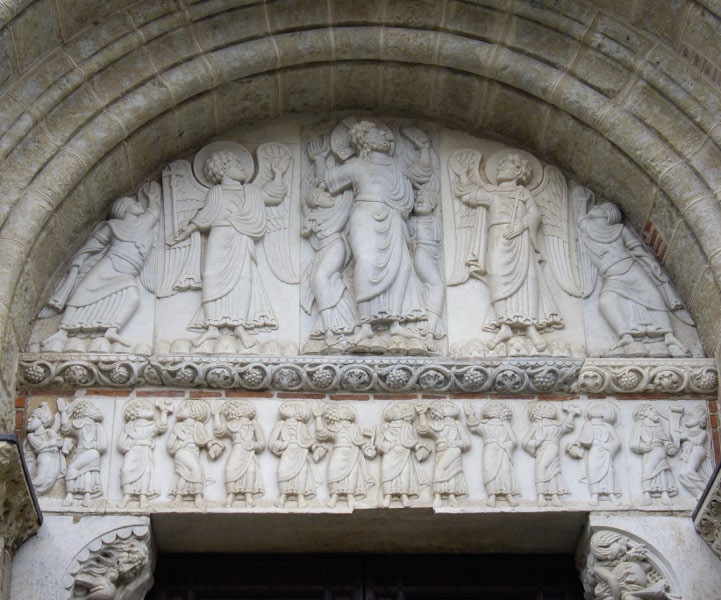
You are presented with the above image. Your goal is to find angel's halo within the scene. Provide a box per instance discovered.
[485,147,543,188]
[193,140,255,188]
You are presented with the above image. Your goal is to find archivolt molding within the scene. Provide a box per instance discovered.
[694,461,721,562]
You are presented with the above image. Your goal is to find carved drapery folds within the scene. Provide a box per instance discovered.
[23,118,704,367]
[22,396,713,513]
[61,525,153,600]
[580,529,681,600]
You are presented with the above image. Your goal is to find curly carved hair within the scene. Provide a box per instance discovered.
[498,154,532,186]
[527,402,558,422]
[204,150,243,185]
[384,403,416,423]
[481,401,513,422]
[633,402,660,422]
[176,399,210,423]
[122,399,154,422]
[222,399,256,421]
[69,401,103,422]
[430,401,460,420]
[323,403,356,424]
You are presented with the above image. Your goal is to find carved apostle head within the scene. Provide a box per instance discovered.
[122,399,154,422]
[222,399,256,422]
[204,150,247,184]
[384,403,416,424]
[27,401,53,431]
[69,400,103,422]
[633,403,660,423]
[176,399,211,423]
[430,401,460,421]
[481,401,513,422]
[279,400,311,423]
[527,402,558,422]
[323,402,356,425]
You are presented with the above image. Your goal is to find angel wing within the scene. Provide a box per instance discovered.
[446,149,488,285]
[145,160,206,297]
[254,142,299,285]
[532,166,594,298]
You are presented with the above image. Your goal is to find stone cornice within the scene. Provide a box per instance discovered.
[0,436,42,549]
[17,354,717,396]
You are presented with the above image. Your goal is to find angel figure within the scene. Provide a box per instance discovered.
[448,148,593,352]
[313,402,376,509]
[677,405,711,498]
[522,402,578,507]
[212,400,265,508]
[25,402,65,495]
[577,198,693,357]
[408,189,446,340]
[300,185,359,349]
[417,401,470,508]
[465,401,521,507]
[269,400,323,508]
[167,399,224,509]
[117,398,173,509]
[170,142,295,349]
[565,401,622,506]
[376,403,430,508]
[39,182,161,351]
[629,403,679,506]
[58,398,108,507]
[308,119,434,345]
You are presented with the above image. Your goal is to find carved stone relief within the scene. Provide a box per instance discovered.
[25,118,703,363]
[62,524,154,600]
[580,529,681,600]
[23,395,711,514]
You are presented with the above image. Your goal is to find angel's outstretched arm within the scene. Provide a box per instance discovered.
[260,155,291,206]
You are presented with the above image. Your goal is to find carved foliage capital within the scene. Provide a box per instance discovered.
[580,529,681,600]
[61,525,154,600]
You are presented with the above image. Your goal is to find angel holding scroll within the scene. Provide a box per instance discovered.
[171,142,295,349]
[448,149,593,352]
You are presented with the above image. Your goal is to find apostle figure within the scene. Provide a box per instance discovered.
[117,398,173,509]
[678,405,711,498]
[269,401,323,508]
[376,403,430,508]
[522,403,578,507]
[40,182,161,350]
[25,402,65,495]
[314,402,376,509]
[417,401,470,508]
[578,200,692,356]
[58,398,107,507]
[465,401,521,507]
[309,121,433,341]
[167,400,223,509]
[566,401,622,506]
[630,403,679,506]
[212,400,265,508]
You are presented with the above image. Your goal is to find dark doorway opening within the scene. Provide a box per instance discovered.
[147,553,583,599]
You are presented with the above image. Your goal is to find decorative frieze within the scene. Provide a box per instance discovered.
[18,355,717,396]
[22,396,713,514]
